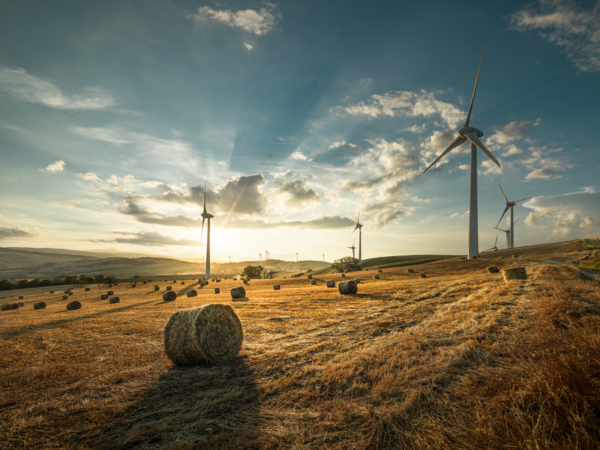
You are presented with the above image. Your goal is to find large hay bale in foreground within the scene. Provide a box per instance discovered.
[164,304,243,366]
[1,304,9,311]
[10,303,20,310]
[231,287,246,299]
[186,290,198,297]
[310,279,317,285]
[166,286,172,291]
[373,274,380,279]
[339,280,357,295]
[326,280,335,288]
[109,296,120,303]
[67,301,81,311]
[487,266,499,274]
[101,294,108,300]
[62,295,68,300]
[163,291,177,302]
[502,267,527,281]
[274,284,280,290]
[34,302,46,310]
[154,285,160,291]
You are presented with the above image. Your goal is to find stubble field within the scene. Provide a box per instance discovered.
[1,255,600,449]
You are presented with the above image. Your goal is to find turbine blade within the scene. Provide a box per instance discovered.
[200,217,205,245]
[465,48,485,127]
[465,132,501,167]
[203,182,207,213]
[513,217,520,225]
[493,226,507,232]
[514,197,532,203]
[422,135,467,173]
[496,205,510,227]
[499,184,508,202]
[495,235,498,246]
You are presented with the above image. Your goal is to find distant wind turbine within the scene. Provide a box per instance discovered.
[496,185,531,249]
[494,218,520,249]
[423,48,501,259]
[351,210,363,260]
[483,235,499,252]
[200,183,214,279]
[296,252,298,262]
[348,238,356,258]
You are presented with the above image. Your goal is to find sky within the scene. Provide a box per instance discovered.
[1,0,599,262]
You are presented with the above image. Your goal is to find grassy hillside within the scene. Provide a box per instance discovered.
[359,254,461,269]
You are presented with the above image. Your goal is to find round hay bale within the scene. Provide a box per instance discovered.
[107,291,114,295]
[154,285,160,291]
[231,286,246,298]
[502,267,527,281]
[131,284,136,288]
[373,274,380,279]
[101,294,108,300]
[64,290,69,294]
[512,255,518,258]
[420,273,427,278]
[109,284,113,288]
[163,291,177,302]
[109,296,120,304]
[18,295,24,300]
[144,281,147,284]
[344,270,348,273]
[181,282,185,285]
[34,302,46,310]
[67,301,81,311]
[338,280,357,295]
[166,286,172,291]
[215,287,221,294]
[273,284,280,290]
[85,287,90,291]
[62,295,68,300]
[68,291,73,296]
[1,304,9,311]
[326,280,335,288]
[310,279,317,285]
[187,290,198,298]
[10,303,20,310]
[341,273,346,278]
[18,302,24,307]
[353,278,361,284]
[487,266,499,274]
[50,290,55,294]
[114,283,119,286]
[308,274,313,279]
[378,268,383,273]
[164,303,243,366]
[408,268,414,273]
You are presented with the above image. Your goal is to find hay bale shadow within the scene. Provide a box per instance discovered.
[89,357,260,449]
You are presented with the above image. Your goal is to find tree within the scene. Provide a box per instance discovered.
[243,265,263,279]
[332,257,361,273]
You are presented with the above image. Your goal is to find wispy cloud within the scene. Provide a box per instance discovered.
[0,65,114,109]
[510,0,600,72]
[0,225,39,240]
[39,160,65,173]
[189,5,278,35]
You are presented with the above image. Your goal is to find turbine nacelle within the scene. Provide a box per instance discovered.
[458,127,484,139]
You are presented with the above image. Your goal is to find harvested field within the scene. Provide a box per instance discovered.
[1,258,600,449]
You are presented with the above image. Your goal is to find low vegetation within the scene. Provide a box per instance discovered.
[1,242,599,449]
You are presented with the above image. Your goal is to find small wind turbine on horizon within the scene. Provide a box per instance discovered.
[423,48,501,259]
[483,235,499,252]
[348,238,357,258]
[199,183,214,279]
[296,252,298,263]
[352,209,363,260]
[495,218,520,249]
[496,185,531,249]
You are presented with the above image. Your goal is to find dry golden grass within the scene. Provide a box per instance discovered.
[1,258,600,449]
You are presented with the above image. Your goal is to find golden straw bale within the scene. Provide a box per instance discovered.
[107,291,114,295]
[62,295,68,300]
[163,291,177,302]
[310,279,317,285]
[231,287,246,298]
[109,296,120,304]
[338,280,357,295]
[326,280,335,288]
[502,267,527,281]
[1,304,9,311]
[163,304,243,366]
[154,285,160,291]
[67,301,81,311]
[215,288,221,294]
[10,303,20,310]
[273,284,280,290]
[34,302,46,310]
[101,294,108,300]
[186,290,198,298]
[373,274,380,279]
[166,286,172,291]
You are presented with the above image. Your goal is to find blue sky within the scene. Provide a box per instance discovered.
[1,0,599,261]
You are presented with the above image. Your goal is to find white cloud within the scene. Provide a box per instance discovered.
[519,146,571,180]
[77,172,101,182]
[190,6,277,35]
[500,144,523,157]
[290,151,310,161]
[0,65,114,109]
[510,1,600,72]
[140,180,166,189]
[243,43,254,50]
[457,164,469,170]
[72,127,129,145]
[525,167,560,179]
[106,175,119,185]
[487,120,539,145]
[480,159,503,176]
[345,90,466,129]
[39,159,65,173]
[580,216,594,227]
[328,140,363,152]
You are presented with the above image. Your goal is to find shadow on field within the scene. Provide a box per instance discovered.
[91,357,260,449]
[177,282,201,297]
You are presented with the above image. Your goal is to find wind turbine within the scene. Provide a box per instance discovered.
[200,183,214,279]
[296,252,298,262]
[348,238,356,258]
[483,235,499,252]
[352,210,363,260]
[494,218,520,249]
[496,185,531,249]
[423,48,501,259]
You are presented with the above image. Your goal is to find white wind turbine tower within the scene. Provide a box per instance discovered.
[199,183,214,279]
[495,218,520,249]
[348,238,356,258]
[423,48,501,259]
[351,210,363,260]
[496,185,531,249]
